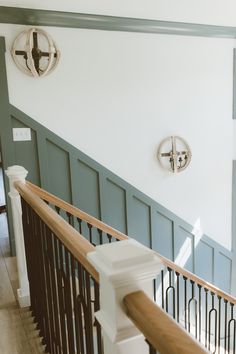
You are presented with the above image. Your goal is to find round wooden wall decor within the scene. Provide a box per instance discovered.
[11,28,60,78]
[157,136,192,173]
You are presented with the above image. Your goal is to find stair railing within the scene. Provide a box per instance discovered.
[4,167,206,354]
[5,164,235,354]
[26,180,236,354]
[15,180,102,354]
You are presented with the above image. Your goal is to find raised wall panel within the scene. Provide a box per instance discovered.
[174,226,194,272]
[11,117,40,185]
[76,159,100,219]
[214,252,232,293]
[102,178,127,234]
[195,240,213,283]
[128,196,151,247]
[46,140,71,203]
[152,211,173,260]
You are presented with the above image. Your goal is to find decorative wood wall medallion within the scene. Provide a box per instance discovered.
[157,136,192,173]
[11,28,60,78]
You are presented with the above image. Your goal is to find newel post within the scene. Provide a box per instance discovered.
[5,165,30,307]
[88,239,163,354]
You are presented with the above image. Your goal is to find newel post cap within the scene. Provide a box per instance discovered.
[87,239,163,346]
[5,165,28,179]
[5,165,28,192]
[88,238,163,287]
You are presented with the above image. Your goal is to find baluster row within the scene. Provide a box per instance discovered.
[156,267,236,354]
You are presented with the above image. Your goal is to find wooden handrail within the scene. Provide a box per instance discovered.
[26,181,128,241]
[26,181,236,304]
[15,181,99,283]
[157,253,236,305]
[124,291,209,354]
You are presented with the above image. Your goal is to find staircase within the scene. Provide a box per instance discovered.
[7,172,236,354]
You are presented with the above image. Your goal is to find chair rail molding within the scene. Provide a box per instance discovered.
[2,6,236,38]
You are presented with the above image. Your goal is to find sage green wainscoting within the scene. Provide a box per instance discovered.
[5,104,233,293]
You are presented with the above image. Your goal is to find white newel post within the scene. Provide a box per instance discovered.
[5,165,30,308]
[88,239,163,354]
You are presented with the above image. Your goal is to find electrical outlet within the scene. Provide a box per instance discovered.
[13,128,31,142]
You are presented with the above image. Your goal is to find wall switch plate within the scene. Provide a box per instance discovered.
[13,128,31,142]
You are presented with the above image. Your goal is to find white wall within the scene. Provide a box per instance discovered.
[0,22,234,249]
[2,0,236,26]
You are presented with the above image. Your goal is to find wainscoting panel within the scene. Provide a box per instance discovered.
[128,196,151,247]
[102,178,127,234]
[214,252,232,294]
[174,226,194,273]
[2,104,233,293]
[76,159,101,219]
[152,211,174,260]
[46,140,72,203]
[195,240,214,283]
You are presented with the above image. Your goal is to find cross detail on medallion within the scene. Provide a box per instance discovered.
[14,32,57,74]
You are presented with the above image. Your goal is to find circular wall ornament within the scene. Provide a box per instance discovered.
[157,136,192,173]
[11,28,60,78]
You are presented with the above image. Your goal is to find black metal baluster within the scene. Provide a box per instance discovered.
[107,234,112,243]
[84,270,95,354]
[30,207,39,326]
[71,256,82,354]
[208,292,217,353]
[166,268,175,319]
[77,217,82,234]
[77,261,86,354]
[55,206,61,215]
[97,228,103,245]
[33,211,44,336]
[228,303,236,354]
[161,270,165,309]
[204,288,208,349]
[184,276,188,329]
[54,238,68,354]
[224,300,228,354]
[188,281,197,339]
[218,296,222,354]
[87,223,93,244]
[66,211,74,226]
[59,243,69,352]
[94,279,103,354]
[198,285,202,343]
[176,272,180,323]
[64,249,75,354]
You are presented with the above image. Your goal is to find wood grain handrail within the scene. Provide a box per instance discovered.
[124,291,209,354]
[26,181,128,241]
[26,181,236,304]
[14,181,99,283]
[157,253,236,305]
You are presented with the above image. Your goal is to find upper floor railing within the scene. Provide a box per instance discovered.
[6,165,236,354]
